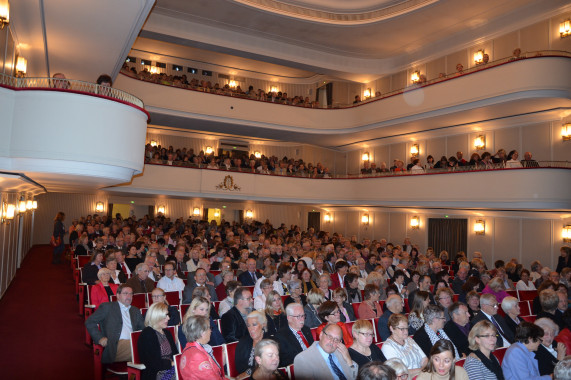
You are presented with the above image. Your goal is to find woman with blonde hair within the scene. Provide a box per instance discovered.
[138,302,178,380]
[464,320,503,380]
[178,296,225,348]
[348,319,386,366]
[236,310,272,378]
[482,277,509,303]
[304,288,325,328]
[250,339,287,380]
[365,271,387,300]
[317,273,333,300]
[264,290,287,334]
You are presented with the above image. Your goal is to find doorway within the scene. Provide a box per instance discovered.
[427,218,467,261]
[308,212,321,232]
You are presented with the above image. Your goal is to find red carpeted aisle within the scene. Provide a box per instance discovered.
[0,245,93,380]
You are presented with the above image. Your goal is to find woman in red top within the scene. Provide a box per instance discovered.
[179,315,224,380]
[316,301,353,347]
[90,268,119,310]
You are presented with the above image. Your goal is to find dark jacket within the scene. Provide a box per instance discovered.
[534,342,559,376]
[266,312,288,335]
[443,320,471,356]
[138,326,178,380]
[339,301,356,322]
[178,317,225,348]
[220,306,248,343]
[412,326,433,357]
[275,325,314,367]
[470,312,514,347]
[237,270,261,286]
[236,332,274,375]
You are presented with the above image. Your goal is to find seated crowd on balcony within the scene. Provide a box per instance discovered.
[144,143,332,178]
[361,149,540,176]
[77,211,571,380]
[120,64,321,108]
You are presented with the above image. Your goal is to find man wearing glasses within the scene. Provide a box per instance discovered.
[220,287,253,342]
[294,323,358,380]
[276,303,315,367]
[470,293,514,346]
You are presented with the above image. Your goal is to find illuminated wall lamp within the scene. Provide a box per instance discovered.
[410,216,420,229]
[18,199,26,214]
[26,200,33,211]
[270,85,278,93]
[474,135,486,150]
[362,152,370,161]
[563,225,571,243]
[149,66,159,74]
[16,57,27,77]
[214,209,220,218]
[324,213,332,223]
[157,205,165,215]
[474,49,484,65]
[245,210,253,219]
[205,146,214,155]
[562,123,571,141]
[560,20,571,38]
[363,88,371,99]
[361,214,369,225]
[229,80,236,88]
[193,207,201,216]
[474,220,485,235]
[150,140,158,147]
[32,200,37,210]
[411,71,420,83]
[254,151,262,159]
[410,143,419,157]
[95,202,104,213]
[0,0,10,29]
[1,202,16,223]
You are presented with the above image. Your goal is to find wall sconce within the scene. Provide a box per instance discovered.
[229,80,236,88]
[363,88,371,99]
[0,0,9,29]
[254,151,262,159]
[1,202,15,223]
[26,200,33,211]
[95,202,104,213]
[324,213,332,223]
[474,219,485,235]
[474,135,486,150]
[562,123,571,141]
[149,66,159,74]
[205,146,213,155]
[270,85,278,93]
[16,57,27,77]
[411,71,420,83]
[32,200,37,210]
[362,152,370,161]
[563,225,571,243]
[193,207,201,216]
[474,49,484,65]
[410,143,419,157]
[18,199,26,214]
[245,210,253,219]
[361,214,369,225]
[157,205,165,214]
[214,209,220,218]
[150,140,157,147]
[560,20,571,38]
[410,215,420,229]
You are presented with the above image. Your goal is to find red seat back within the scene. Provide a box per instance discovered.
[147,290,180,306]
[456,360,466,367]
[212,301,221,314]
[78,255,91,268]
[212,344,224,370]
[404,298,410,313]
[521,315,537,323]
[174,353,183,379]
[518,301,531,316]
[506,290,517,298]
[225,341,239,377]
[352,302,361,319]
[311,327,319,341]
[375,342,383,350]
[518,290,538,301]
[180,304,190,317]
[492,347,507,365]
[130,331,143,365]
[452,294,459,302]
[111,293,147,309]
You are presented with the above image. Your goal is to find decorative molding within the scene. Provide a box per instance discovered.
[216,175,241,191]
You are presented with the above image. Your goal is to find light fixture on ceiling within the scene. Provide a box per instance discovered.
[361,214,369,225]
[410,143,419,157]
[157,205,165,215]
[410,215,420,229]
[563,225,571,243]
[362,151,370,161]
[193,207,201,217]
[0,0,9,30]
[562,123,571,141]
[150,140,157,147]
[411,71,420,83]
[324,213,332,223]
[229,80,236,88]
[205,146,213,155]
[474,135,486,150]
[245,209,253,219]
[95,202,104,213]
[254,151,261,159]
[16,56,27,77]
[474,219,485,235]
[363,88,371,99]
[560,20,571,38]
[474,49,484,65]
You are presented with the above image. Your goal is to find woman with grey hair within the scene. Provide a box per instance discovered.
[283,279,307,308]
[501,296,522,336]
[383,357,409,379]
[90,267,119,310]
[250,339,287,380]
[413,304,461,359]
[236,310,272,378]
[304,288,325,328]
[534,318,567,376]
[179,315,224,380]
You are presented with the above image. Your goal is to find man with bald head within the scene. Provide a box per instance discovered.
[377,294,404,341]
[294,323,358,380]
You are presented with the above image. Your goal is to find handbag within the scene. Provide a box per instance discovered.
[50,236,61,247]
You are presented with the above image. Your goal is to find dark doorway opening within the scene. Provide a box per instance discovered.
[428,218,467,261]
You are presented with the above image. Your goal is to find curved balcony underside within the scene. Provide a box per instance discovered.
[107,164,571,211]
[116,56,571,150]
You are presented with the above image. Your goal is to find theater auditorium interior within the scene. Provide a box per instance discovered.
[0,0,570,379]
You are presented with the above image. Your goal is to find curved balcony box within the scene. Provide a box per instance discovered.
[111,165,571,210]
[0,87,148,189]
[116,57,571,140]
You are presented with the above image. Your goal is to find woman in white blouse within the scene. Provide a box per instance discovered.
[516,269,536,291]
[381,313,428,377]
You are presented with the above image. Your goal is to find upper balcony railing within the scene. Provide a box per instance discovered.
[0,73,145,109]
[120,50,571,109]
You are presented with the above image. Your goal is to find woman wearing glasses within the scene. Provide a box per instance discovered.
[348,320,386,367]
[150,288,180,326]
[316,301,353,346]
[464,320,504,380]
[500,322,550,380]
[381,313,428,378]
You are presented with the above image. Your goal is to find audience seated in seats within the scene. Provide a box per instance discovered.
[217,280,240,318]
[150,288,180,326]
[333,287,356,322]
[85,285,145,363]
[156,262,185,292]
[358,284,383,320]
[238,258,261,286]
[105,254,127,284]
[516,269,536,291]
[413,304,461,360]
[534,317,566,377]
[179,296,224,349]
[304,288,325,329]
[182,268,218,304]
[265,290,288,334]
[137,302,178,380]
[124,244,143,273]
[377,294,404,341]
[220,286,252,343]
[293,323,358,380]
[435,287,454,322]
[501,322,550,380]
[471,294,514,347]
[125,263,156,294]
[179,315,225,380]
[235,310,273,378]
[556,246,571,273]
[464,320,504,380]
[348,319,386,367]
[275,303,314,368]
[83,250,105,285]
[536,289,565,331]
[383,358,408,379]
[283,279,307,308]
[505,150,523,168]
[482,277,510,304]
[416,339,469,380]
[500,296,522,337]
[345,273,363,303]
[316,300,353,347]
[254,278,274,311]
[382,313,428,377]
[443,302,472,357]
[408,290,430,334]
[250,339,288,380]
[190,286,220,321]
[91,268,119,310]
[52,72,70,89]
[521,151,540,168]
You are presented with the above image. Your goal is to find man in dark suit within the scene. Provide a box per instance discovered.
[470,293,514,347]
[409,275,436,305]
[324,252,336,274]
[182,268,218,303]
[275,303,315,368]
[312,257,326,282]
[443,302,472,357]
[377,295,404,341]
[237,258,261,286]
[220,287,252,342]
[451,267,469,294]
[85,285,145,363]
[125,263,156,294]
